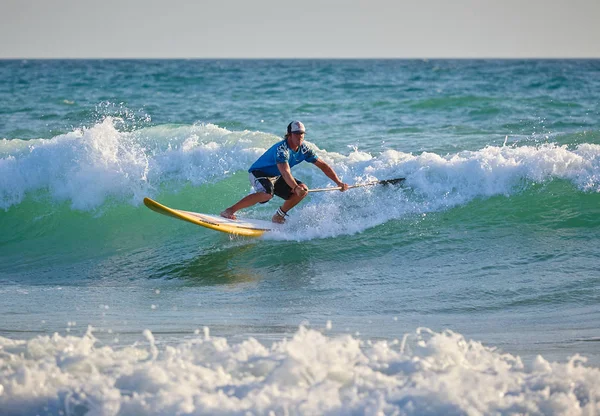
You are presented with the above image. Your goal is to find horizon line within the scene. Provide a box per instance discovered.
[2,56,600,60]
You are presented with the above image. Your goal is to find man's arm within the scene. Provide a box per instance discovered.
[277,162,308,196]
[313,159,349,191]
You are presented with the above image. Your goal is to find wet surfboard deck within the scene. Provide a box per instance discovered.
[143,197,276,237]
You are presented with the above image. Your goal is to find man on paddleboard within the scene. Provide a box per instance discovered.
[221,121,349,224]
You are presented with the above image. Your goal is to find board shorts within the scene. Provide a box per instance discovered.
[249,170,304,202]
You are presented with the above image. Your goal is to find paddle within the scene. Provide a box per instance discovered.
[308,177,405,193]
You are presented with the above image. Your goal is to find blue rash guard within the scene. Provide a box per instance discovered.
[249,139,319,177]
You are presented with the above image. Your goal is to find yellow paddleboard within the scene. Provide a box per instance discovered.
[143,197,275,237]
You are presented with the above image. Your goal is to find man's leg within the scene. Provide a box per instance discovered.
[280,192,306,212]
[271,176,308,223]
[221,192,272,219]
[272,192,307,223]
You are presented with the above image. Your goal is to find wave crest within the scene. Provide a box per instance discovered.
[1,120,599,214]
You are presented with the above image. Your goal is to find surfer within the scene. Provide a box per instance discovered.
[221,121,349,223]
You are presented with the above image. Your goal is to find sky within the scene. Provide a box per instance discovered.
[1,0,599,58]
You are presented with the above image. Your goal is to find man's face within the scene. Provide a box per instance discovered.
[291,131,305,147]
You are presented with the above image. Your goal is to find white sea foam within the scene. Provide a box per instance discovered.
[0,327,598,416]
[266,142,600,240]
[0,119,267,211]
[1,120,599,216]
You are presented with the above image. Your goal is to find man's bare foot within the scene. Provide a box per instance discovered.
[220,209,237,220]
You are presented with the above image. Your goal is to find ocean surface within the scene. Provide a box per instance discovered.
[1,59,599,415]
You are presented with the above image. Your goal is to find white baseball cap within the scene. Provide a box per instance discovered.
[287,121,306,134]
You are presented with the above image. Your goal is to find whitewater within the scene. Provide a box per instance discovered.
[1,326,599,415]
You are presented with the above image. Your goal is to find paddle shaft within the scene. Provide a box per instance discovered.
[308,178,405,193]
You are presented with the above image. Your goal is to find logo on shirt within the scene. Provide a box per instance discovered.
[276,143,289,162]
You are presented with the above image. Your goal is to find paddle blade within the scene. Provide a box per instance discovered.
[379,178,405,185]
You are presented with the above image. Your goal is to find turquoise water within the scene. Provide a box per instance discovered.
[1,60,599,415]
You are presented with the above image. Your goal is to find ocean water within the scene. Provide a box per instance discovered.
[1,59,599,415]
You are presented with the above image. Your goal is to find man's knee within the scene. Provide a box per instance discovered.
[288,191,306,201]
[258,192,273,203]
